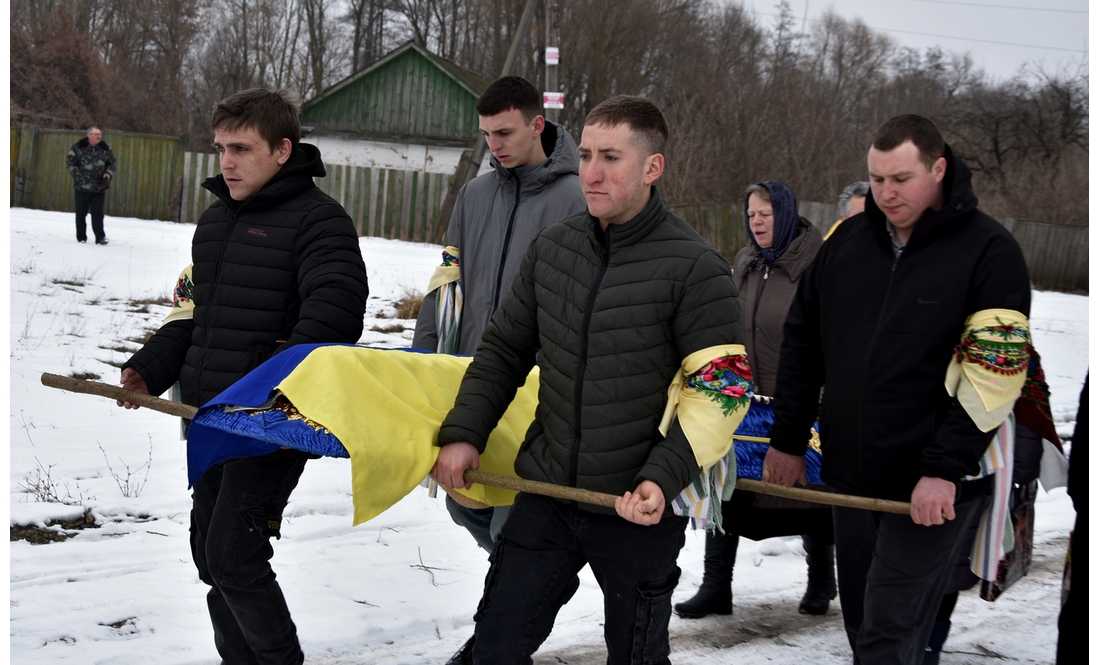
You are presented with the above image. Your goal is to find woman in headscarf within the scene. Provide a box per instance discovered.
[675,181,836,618]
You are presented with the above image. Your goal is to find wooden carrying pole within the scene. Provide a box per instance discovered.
[41,373,198,419]
[40,373,911,515]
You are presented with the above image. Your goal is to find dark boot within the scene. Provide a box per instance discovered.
[798,534,837,615]
[922,620,951,665]
[674,529,738,618]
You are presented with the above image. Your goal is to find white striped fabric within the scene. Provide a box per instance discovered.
[968,415,1016,581]
[672,449,738,532]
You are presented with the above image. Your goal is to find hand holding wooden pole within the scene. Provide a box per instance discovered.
[40,373,198,419]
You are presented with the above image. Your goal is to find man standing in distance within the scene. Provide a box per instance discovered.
[66,126,116,244]
[118,88,368,665]
[432,96,742,664]
[763,114,1031,664]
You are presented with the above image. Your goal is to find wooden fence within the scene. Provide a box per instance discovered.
[671,200,1088,293]
[10,124,1086,292]
[179,152,452,242]
[10,125,182,222]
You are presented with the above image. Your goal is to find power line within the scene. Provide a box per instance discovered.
[747,9,1088,54]
[908,0,1088,14]
[882,27,1086,53]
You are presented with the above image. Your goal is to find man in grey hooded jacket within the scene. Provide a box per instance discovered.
[413,75,585,665]
[414,76,585,548]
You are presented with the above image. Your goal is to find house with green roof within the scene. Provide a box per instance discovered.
[300,41,491,240]
[303,40,489,148]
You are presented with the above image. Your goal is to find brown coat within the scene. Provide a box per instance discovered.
[733,220,822,396]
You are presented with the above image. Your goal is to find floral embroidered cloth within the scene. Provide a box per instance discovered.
[942,313,1070,587]
[660,345,754,530]
[162,264,195,324]
[945,308,1030,432]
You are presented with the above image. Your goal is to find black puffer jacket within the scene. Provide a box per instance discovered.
[124,143,368,407]
[769,145,1030,502]
[438,188,742,509]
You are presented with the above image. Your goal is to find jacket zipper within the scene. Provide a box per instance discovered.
[856,247,903,489]
[195,204,245,404]
[492,171,522,313]
[750,265,770,386]
[570,228,611,487]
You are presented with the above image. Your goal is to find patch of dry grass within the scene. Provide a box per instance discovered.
[391,288,423,320]
[371,323,407,334]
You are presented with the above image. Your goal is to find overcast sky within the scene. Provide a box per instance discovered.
[734,0,1089,82]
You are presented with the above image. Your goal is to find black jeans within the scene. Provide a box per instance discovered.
[190,449,311,665]
[471,492,687,665]
[833,483,990,665]
[74,190,105,242]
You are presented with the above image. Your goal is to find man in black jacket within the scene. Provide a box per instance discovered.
[432,96,742,665]
[763,115,1030,665]
[65,127,116,244]
[117,88,368,665]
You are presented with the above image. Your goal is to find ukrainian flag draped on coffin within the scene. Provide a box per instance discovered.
[188,344,540,525]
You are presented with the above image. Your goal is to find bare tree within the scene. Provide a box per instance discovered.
[345,0,388,71]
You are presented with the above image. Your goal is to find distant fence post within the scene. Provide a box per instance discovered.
[13,123,38,207]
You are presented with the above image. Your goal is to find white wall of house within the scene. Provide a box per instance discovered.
[304,134,491,176]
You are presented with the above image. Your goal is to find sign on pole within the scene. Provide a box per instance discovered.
[543,92,565,109]
[546,47,560,65]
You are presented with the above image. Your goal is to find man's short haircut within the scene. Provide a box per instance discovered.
[871,114,945,170]
[211,88,302,150]
[584,95,669,157]
[476,76,542,124]
[837,181,870,217]
[87,127,101,134]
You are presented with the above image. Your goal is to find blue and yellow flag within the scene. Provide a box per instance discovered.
[189,344,539,525]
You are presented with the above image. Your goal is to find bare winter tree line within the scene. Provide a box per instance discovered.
[10,0,1088,224]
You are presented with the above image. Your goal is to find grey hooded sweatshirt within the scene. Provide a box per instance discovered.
[413,121,586,354]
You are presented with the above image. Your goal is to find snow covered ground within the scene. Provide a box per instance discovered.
[8,208,1087,664]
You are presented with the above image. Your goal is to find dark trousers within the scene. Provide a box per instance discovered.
[74,190,105,242]
[471,492,687,665]
[190,449,311,665]
[833,488,989,665]
[1056,509,1085,664]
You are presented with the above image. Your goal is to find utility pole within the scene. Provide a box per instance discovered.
[432,0,539,243]
[543,0,561,124]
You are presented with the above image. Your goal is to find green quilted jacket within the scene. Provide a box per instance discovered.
[438,188,743,511]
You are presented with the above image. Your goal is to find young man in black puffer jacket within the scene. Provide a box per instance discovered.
[118,88,368,665]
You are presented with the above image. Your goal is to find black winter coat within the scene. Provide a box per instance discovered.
[438,188,742,510]
[769,145,1030,502]
[124,143,368,407]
